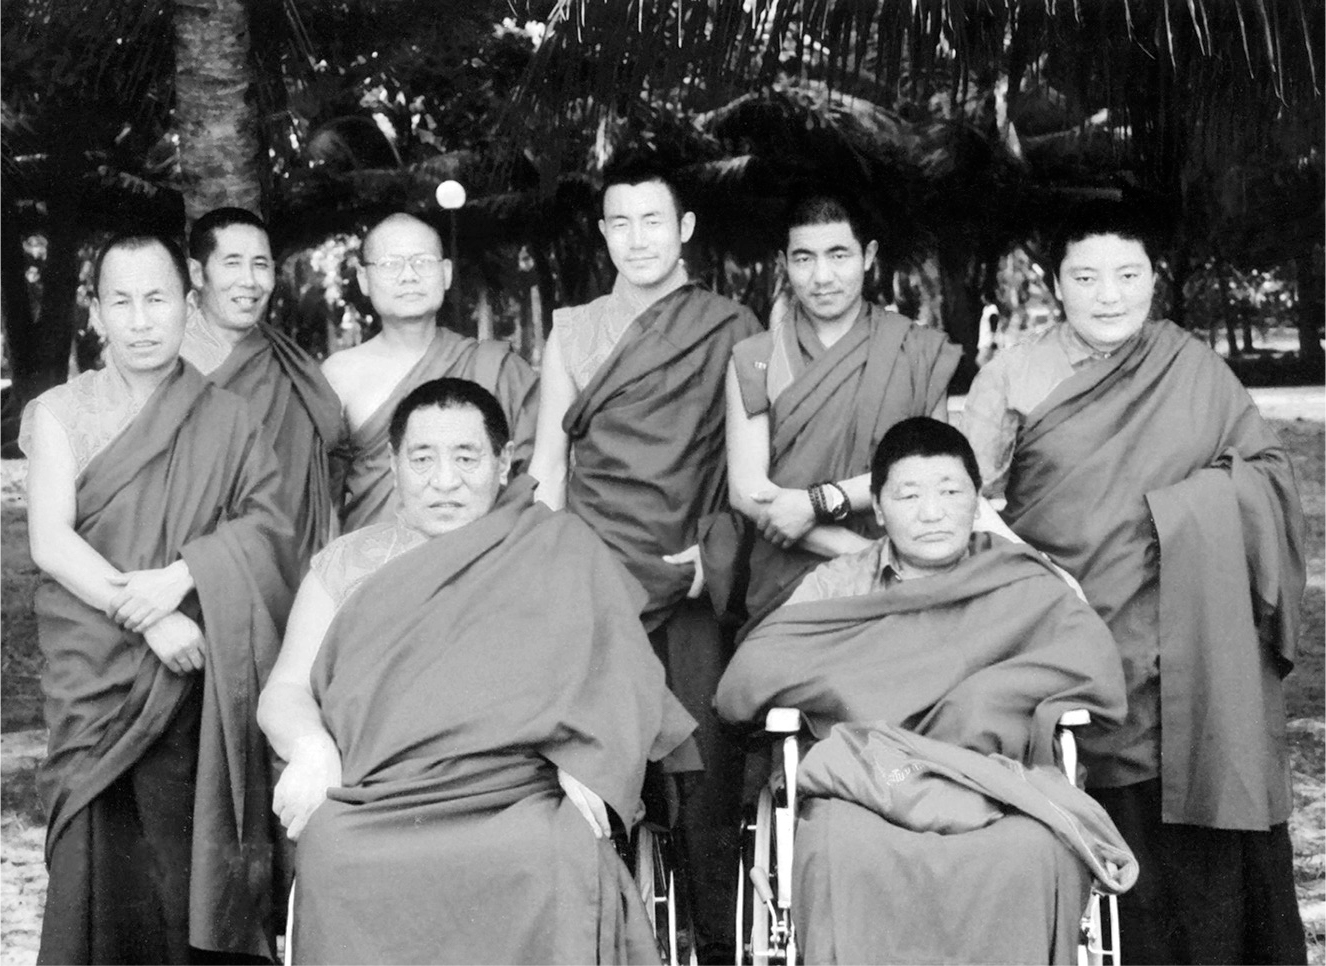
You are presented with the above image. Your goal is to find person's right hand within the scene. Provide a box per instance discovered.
[273,733,342,841]
[142,612,206,674]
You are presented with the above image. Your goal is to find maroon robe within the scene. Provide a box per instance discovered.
[715,304,959,634]
[35,361,291,963]
[716,535,1130,964]
[563,283,761,632]
[1002,319,1306,830]
[295,479,696,965]
[334,328,539,532]
[206,323,342,578]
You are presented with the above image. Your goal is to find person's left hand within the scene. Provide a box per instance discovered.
[662,543,705,598]
[107,561,194,632]
[751,488,816,548]
[558,768,610,839]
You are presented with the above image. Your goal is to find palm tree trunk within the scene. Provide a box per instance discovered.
[173,0,264,222]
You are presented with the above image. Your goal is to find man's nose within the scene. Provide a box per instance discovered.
[628,222,648,248]
[429,459,461,489]
[916,493,945,521]
[811,256,833,283]
[129,301,152,330]
[1096,276,1121,303]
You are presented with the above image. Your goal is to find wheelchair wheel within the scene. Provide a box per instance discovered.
[634,825,697,966]
[736,784,795,965]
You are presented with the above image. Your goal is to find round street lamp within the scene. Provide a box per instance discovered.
[435,180,466,329]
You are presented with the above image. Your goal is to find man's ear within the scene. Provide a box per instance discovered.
[442,258,453,293]
[356,263,372,300]
[497,440,515,486]
[188,258,206,292]
[679,211,696,244]
[872,493,886,529]
[88,298,105,338]
[597,218,607,241]
[863,239,879,272]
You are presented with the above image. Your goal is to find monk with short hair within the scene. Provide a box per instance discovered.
[23,232,291,964]
[963,199,1309,963]
[182,206,342,577]
[719,191,962,634]
[528,155,761,961]
[324,212,538,532]
[259,377,694,964]
[717,417,1134,965]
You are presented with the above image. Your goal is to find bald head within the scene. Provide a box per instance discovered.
[357,212,452,325]
[362,213,445,261]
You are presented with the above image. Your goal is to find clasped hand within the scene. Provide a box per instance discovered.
[143,612,206,675]
[273,733,342,841]
[750,487,816,548]
[107,561,192,632]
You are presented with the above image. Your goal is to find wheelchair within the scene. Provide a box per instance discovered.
[622,767,699,966]
[283,790,697,966]
[734,708,1122,966]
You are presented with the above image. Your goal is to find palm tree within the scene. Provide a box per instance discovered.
[506,0,1324,369]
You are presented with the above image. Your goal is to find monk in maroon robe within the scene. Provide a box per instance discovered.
[324,213,537,532]
[719,193,961,637]
[23,233,291,964]
[259,378,695,964]
[963,201,1308,963]
[716,419,1132,964]
[529,158,762,958]
[182,207,342,578]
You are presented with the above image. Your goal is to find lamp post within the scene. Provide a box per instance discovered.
[435,179,466,330]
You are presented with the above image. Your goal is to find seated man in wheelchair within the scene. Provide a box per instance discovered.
[257,378,697,964]
[716,417,1138,964]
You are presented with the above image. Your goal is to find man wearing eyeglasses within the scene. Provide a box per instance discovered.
[323,212,538,533]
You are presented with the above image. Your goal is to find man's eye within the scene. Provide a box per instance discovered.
[455,456,478,469]
[410,456,432,471]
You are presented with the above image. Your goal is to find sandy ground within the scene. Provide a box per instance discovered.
[2,387,1323,965]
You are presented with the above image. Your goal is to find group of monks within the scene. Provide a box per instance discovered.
[20,152,1308,965]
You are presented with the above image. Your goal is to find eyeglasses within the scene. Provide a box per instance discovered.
[362,254,446,277]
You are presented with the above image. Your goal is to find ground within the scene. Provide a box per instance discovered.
[1,392,1323,965]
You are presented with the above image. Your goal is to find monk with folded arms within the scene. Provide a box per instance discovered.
[23,232,291,964]
[258,377,696,965]
[323,212,538,532]
[181,206,342,577]
[718,191,964,635]
[963,199,1309,963]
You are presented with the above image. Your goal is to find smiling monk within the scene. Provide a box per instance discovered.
[181,207,341,579]
[963,200,1309,963]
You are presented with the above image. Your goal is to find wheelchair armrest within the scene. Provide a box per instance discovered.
[1056,708,1091,729]
[765,707,802,734]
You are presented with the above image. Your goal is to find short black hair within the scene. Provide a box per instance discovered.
[871,417,981,496]
[1047,200,1159,279]
[93,233,190,299]
[188,206,269,263]
[784,191,872,251]
[599,153,687,220]
[388,377,510,455]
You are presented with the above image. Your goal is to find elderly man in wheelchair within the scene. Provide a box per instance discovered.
[716,417,1139,965]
